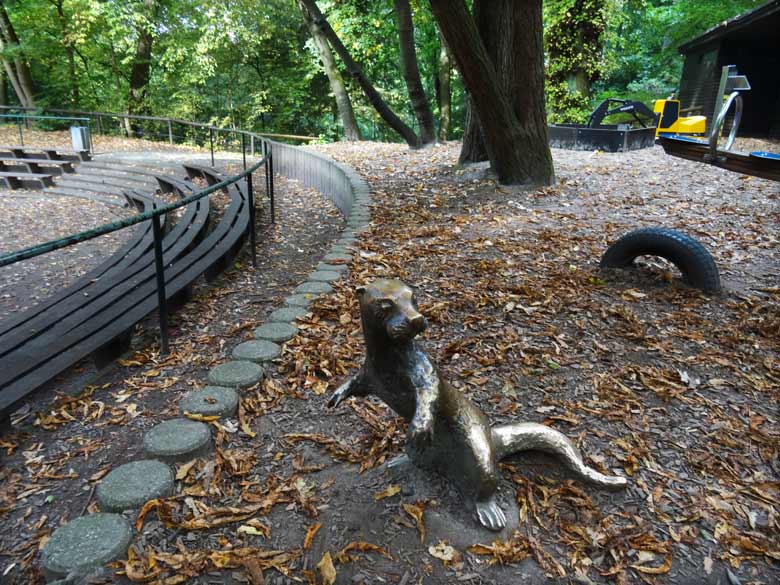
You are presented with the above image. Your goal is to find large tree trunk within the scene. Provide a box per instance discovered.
[0,0,34,107]
[461,0,550,166]
[394,0,436,145]
[436,28,451,142]
[297,0,361,141]
[128,0,157,118]
[430,0,554,185]
[299,0,420,148]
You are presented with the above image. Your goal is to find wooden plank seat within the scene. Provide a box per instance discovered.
[657,134,780,182]
[0,173,220,417]
[0,146,91,162]
[0,172,55,190]
[0,157,76,175]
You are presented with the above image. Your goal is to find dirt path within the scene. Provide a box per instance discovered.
[0,141,777,585]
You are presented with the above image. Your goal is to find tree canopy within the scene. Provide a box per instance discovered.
[0,0,764,138]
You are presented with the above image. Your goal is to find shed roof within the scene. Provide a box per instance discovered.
[679,0,780,54]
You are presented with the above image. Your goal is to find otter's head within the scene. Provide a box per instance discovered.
[356,279,427,345]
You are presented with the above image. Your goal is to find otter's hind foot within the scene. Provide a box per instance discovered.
[476,497,506,532]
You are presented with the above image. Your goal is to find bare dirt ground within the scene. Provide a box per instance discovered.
[0,140,778,585]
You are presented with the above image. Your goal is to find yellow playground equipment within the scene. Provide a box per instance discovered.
[652,99,706,137]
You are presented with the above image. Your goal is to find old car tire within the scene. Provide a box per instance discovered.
[600,227,721,293]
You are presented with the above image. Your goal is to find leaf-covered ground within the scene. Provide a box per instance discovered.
[0,140,778,585]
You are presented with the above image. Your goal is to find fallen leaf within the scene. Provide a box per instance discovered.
[303,523,321,550]
[402,502,426,543]
[374,484,401,501]
[317,552,336,585]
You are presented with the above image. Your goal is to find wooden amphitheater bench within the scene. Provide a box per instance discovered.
[0,146,91,162]
[0,171,55,189]
[0,164,250,419]
[0,156,76,174]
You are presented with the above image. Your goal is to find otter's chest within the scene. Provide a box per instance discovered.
[369,351,437,421]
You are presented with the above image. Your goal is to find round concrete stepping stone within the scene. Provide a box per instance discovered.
[232,339,281,362]
[41,513,132,581]
[328,245,350,255]
[323,253,351,263]
[268,306,307,322]
[308,270,341,282]
[254,322,297,343]
[208,360,264,388]
[295,281,333,295]
[317,263,348,272]
[286,293,317,307]
[143,418,212,462]
[97,460,174,512]
[180,386,239,417]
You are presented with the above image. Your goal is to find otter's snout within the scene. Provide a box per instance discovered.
[387,310,427,341]
[410,314,427,334]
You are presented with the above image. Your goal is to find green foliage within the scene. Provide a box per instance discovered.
[596,0,764,112]
[544,0,609,123]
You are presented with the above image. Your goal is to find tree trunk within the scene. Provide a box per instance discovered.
[436,28,451,141]
[299,0,419,148]
[53,0,79,107]
[394,0,436,145]
[430,0,554,185]
[459,97,487,163]
[0,68,7,106]
[0,0,34,107]
[461,0,550,166]
[297,0,361,141]
[128,0,157,117]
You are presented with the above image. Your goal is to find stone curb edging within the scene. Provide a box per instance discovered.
[40,149,371,582]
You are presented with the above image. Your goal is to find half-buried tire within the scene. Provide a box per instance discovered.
[600,227,721,294]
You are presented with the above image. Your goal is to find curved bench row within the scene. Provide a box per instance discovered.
[0,164,252,419]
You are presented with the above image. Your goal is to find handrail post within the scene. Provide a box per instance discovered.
[241,133,247,171]
[250,134,255,156]
[151,210,170,356]
[96,114,103,135]
[269,148,275,224]
[209,128,215,166]
[167,119,174,144]
[17,116,23,146]
[247,171,257,268]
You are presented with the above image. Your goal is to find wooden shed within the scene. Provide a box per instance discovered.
[678,0,780,138]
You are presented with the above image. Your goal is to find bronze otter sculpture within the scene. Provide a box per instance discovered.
[328,279,627,531]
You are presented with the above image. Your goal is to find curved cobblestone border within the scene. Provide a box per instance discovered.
[40,145,370,582]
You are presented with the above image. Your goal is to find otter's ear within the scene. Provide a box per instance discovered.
[355,285,366,297]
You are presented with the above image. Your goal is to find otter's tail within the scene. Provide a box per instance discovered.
[491,422,627,491]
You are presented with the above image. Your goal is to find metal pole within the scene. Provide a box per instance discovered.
[269,149,275,224]
[263,140,269,201]
[168,120,174,144]
[247,171,257,268]
[96,115,103,135]
[250,134,255,156]
[151,211,170,356]
[17,117,23,146]
[241,133,247,170]
[209,128,215,166]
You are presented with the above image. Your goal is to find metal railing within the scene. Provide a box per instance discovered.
[0,113,92,151]
[0,106,363,358]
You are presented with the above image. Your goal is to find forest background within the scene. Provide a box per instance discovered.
[0,0,762,142]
